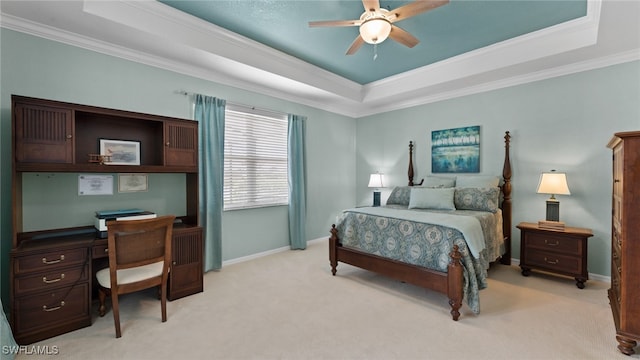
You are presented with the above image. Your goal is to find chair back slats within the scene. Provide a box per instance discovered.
[114,227,168,269]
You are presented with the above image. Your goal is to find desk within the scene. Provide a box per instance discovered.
[10,224,203,344]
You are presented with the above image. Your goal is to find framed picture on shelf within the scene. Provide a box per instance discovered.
[99,139,140,165]
[118,173,148,193]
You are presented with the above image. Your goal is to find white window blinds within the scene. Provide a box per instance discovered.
[224,104,288,210]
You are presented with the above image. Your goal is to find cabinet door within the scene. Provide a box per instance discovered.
[14,103,74,163]
[168,227,203,300]
[164,121,197,167]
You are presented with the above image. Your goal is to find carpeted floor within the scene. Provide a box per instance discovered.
[16,238,637,359]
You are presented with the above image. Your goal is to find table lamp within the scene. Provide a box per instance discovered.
[368,173,383,207]
[536,170,571,229]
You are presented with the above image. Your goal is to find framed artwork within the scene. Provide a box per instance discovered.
[99,139,140,165]
[118,173,148,192]
[431,126,480,173]
[78,174,114,195]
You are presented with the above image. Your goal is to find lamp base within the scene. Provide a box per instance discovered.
[545,199,560,222]
[373,191,381,207]
[538,220,565,230]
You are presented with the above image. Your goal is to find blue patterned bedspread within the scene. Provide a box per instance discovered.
[335,205,504,314]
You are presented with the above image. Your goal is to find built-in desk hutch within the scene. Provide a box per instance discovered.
[9,95,204,344]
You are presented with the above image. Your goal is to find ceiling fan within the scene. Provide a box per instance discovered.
[309,0,449,55]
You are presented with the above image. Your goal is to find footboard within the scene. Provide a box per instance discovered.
[329,225,464,321]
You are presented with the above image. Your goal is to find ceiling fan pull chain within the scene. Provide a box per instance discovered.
[373,43,378,61]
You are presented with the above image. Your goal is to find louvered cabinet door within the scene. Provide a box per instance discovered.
[168,226,203,300]
[14,103,74,163]
[164,120,197,168]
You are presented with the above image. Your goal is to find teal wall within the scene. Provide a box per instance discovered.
[1,26,638,309]
[356,60,640,277]
[0,29,356,304]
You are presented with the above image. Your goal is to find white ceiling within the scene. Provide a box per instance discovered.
[1,0,639,118]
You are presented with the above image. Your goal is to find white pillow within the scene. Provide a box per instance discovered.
[455,175,499,188]
[423,176,456,188]
[408,187,456,210]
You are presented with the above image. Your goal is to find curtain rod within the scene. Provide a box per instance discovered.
[177,90,287,117]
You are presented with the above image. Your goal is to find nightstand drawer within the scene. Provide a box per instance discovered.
[524,249,583,275]
[525,232,581,255]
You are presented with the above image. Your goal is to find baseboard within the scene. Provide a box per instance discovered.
[221,237,327,267]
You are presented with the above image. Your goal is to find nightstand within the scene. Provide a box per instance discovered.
[517,222,593,289]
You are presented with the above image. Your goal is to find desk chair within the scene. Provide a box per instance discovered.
[96,215,175,338]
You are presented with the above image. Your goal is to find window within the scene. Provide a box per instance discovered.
[224,104,288,210]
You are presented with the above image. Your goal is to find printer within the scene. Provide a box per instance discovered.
[95,209,157,238]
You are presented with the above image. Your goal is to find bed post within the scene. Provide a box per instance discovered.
[329,224,339,275]
[447,245,463,321]
[500,131,512,265]
[408,141,424,186]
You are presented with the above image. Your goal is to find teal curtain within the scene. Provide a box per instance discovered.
[287,114,307,250]
[195,94,225,271]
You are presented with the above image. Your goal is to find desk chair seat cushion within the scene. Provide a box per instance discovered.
[96,261,164,288]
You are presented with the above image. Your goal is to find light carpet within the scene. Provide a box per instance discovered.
[17,238,636,360]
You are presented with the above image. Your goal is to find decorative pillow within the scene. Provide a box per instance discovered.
[386,186,412,206]
[408,187,456,210]
[455,175,500,188]
[454,187,500,213]
[423,176,456,188]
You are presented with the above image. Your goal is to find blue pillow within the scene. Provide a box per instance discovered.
[408,187,456,210]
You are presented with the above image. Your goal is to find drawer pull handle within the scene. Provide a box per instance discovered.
[544,239,559,246]
[544,257,559,265]
[42,301,65,312]
[42,255,65,265]
[42,274,65,284]
[104,248,109,253]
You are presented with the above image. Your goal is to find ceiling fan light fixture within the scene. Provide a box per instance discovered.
[359,18,391,44]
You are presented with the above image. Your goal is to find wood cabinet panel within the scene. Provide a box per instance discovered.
[164,121,198,167]
[607,131,640,355]
[169,227,203,300]
[14,102,74,163]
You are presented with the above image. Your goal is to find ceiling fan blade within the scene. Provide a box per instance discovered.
[388,0,449,23]
[346,36,366,55]
[309,19,361,27]
[389,25,420,48]
[362,0,380,12]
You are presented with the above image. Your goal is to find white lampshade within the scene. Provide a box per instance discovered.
[359,18,391,44]
[368,173,383,188]
[537,171,571,198]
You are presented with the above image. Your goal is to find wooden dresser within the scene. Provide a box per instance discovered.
[607,131,640,356]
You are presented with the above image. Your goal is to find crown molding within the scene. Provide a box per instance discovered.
[2,0,637,119]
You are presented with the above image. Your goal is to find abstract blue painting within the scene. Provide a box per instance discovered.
[431,126,480,173]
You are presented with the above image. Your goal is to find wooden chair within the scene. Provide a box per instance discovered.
[96,215,176,338]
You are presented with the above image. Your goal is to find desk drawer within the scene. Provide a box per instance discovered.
[525,232,581,256]
[92,239,108,259]
[14,247,88,275]
[524,249,582,275]
[13,283,90,336]
[14,265,89,296]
